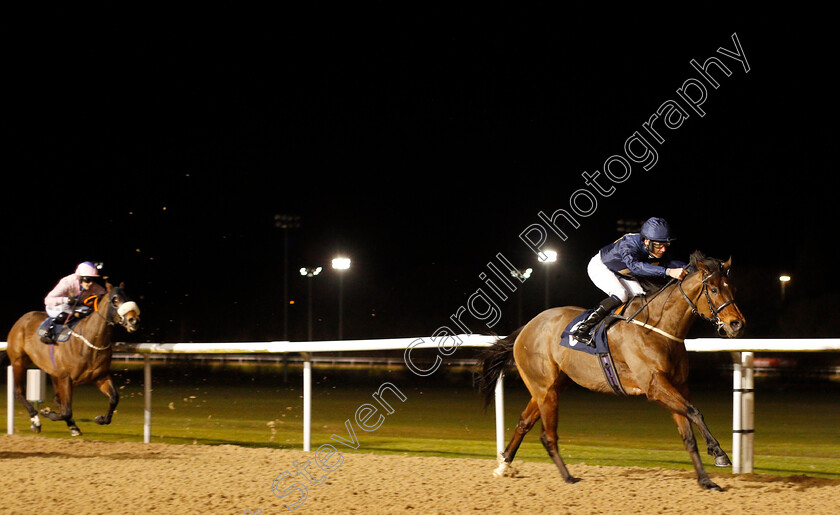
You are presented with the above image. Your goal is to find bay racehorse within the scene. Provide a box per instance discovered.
[4,283,140,436]
[478,252,745,491]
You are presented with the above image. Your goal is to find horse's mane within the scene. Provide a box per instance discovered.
[687,250,724,275]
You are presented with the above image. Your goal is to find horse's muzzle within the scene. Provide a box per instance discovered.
[117,301,141,333]
[124,316,140,333]
[720,318,745,338]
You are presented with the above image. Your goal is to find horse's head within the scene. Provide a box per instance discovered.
[686,252,745,338]
[102,282,141,333]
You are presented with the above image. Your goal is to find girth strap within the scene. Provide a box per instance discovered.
[597,352,627,396]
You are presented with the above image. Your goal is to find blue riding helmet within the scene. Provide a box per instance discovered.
[641,217,675,242]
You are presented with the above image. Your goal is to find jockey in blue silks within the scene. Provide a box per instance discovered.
[572,217,688,346]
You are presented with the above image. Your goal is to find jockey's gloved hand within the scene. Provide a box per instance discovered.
[66,296,79,306]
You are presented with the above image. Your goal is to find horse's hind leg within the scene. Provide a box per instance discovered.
[10,357,42,433]
[494,398,541,477]
[538,375,579,484]
[94,374,119,425]
[42,375,81,436]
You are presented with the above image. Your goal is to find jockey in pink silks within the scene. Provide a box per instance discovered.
[41,262,106,343]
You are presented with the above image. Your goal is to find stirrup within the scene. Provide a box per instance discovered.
[572,325,595,347]
[577,332,596,347]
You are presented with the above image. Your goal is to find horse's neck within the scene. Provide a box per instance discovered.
[638,275,704,338]
[76,308,113,350]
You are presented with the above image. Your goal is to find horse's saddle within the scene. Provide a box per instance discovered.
[37,306,93,344]
[38,318,74,343]
[560,309,622,355]
[560,309,627,395]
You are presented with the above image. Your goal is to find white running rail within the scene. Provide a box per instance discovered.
[3,337,839,474]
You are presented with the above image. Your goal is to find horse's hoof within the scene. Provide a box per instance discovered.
[94,415,109,425]
[699,478,723,491]
[714,455,732,467]
[30,416,41,433]
[493,461,515,478]
[39,407,52,416]
[70,428,82,437]
[564,476,581,484]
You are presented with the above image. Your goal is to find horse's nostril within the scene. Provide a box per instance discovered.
[731,320,743,331]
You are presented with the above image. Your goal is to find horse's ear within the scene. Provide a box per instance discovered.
[106,282,114,293]
[722,257,732,271]
[692,251,710,274]
[119,282,126,289]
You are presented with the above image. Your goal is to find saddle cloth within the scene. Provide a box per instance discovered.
[559,309,613,355]
[559,309,627,395]
[37,307,90,343]
[38,318,74,343]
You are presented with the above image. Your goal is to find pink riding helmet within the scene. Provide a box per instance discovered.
[75,262,100,277]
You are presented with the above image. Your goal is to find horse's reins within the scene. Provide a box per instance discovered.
[614,266,733,342]
[622,278,677,322]
[608,278,683,341]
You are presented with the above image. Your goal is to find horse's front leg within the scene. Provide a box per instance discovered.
[668,380,730,467]
[93,374,119,425]
[41,375,81,436]
[671,412,722,491]
[684,403,730,467]
[646,373,728,490]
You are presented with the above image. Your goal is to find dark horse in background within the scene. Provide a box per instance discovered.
[479,252,745,491]
[4,283,140,436]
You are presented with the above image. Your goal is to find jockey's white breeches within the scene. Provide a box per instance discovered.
[587,253,644,303]
[46,303,71,319]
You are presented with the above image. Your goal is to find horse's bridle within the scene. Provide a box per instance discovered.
[68,288,140,351]
[88,288,140,327]
[678,267,735,334]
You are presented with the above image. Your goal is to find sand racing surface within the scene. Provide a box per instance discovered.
[1,435,838,514]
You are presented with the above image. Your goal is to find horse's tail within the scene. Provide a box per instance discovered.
[477,327,522,408]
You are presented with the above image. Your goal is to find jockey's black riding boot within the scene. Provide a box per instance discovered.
[573,295,622,347]
[41,312,69,344]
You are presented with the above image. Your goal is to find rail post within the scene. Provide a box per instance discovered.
[144,354,152,443]
[741,351,755,473]
[302,352,312,452]
[731,351,755,473]
[731,352,742,473]
[495,372,504,455]
[6,365,12,435]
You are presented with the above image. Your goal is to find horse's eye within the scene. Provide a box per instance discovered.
[711,288,719,294]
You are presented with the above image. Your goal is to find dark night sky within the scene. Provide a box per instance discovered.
[3,11,837,343]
